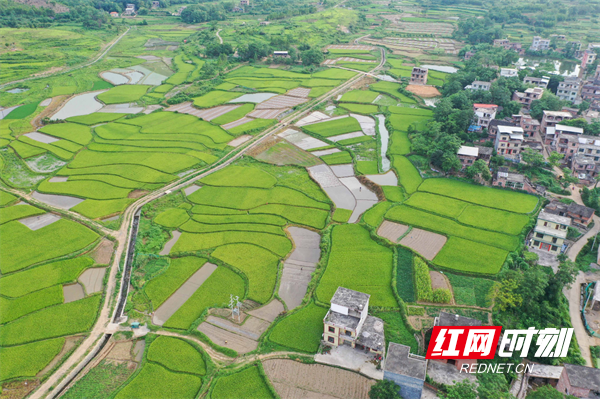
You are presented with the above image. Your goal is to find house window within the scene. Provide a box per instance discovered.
[536,233,544,238]
[544,222,548,227]
[328,326,335,333]
[328,336,335,343]
[534,240,540,246]
[552,237,558,243]
[345,330,352,337]
[552,245,558,251]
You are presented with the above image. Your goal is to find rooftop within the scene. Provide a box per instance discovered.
[358,315,385,351]
[384,343,427,380]
[475,146,493,155]
[489,119,518,129]
[528,363,564,379]
[556,124,584,134]
[436,312,482,327]
[564,363,600,391]
[543,110,573,118]
[324,309,360,331]
[473,103,498,109]
[506,172,525,183]
[568,202,595,218]
[331,286,370,312]
[539,210,571,226]
[458,146,479,157]
[498,125,525,135]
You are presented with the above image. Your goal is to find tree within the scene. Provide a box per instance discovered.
[521,148,546,170]
[530,91,564,120]
[548,151,564,167]
[440,380,478,399]
[494,278,523,311]
[527,384,576,399]
[301,49,324,66]
[368,380,402,399]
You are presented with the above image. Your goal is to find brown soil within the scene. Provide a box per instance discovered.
[31,96,68,130]
[128,189,148,199]
[37,336,84,378]
[430,271,450,291]
[408,315,434,330]
[399,228,447,260]
[406,84,442,98]
[89,239,115,265]
[263,359,375,399]
[0,380,40,399]
[106,341,133,361]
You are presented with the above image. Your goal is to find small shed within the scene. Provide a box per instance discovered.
[384,343,427,399]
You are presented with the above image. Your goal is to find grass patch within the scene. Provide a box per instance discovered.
[433,237,508,274]
[339,90,379,103]
[212,243,278,304]
[192,91,241,108]
[389,130,411,155]
[0,204,45,224]
[61,360,134,399]
[303,117,362,137]
[418,178,538,214]
[11,140,47,159]
[0,257,94,297]
[228,118,276,136]
[147,336,206,375]
[269,302,328,353]
[339,103,378,114]
[382,186,404,202]
[164,266,245,329]
[414,256,433,302]
[212,365,274,399]
[71,198,135,219]
[316,224,397,307]
[212,103,255,125]
[172,230,291,257]
[97,85,151,105]
[363,201,391,228]
[370,81,416,103]
[373,311,418,353]
[0,219,99,274]
[391,155,422,194]
[199,165,276,189]
[114,363,201,399]
[332,208,352,223]
[145,256,206,309]
[320,151,353,165]
[154,208,190,228]
[404,192,468,219]
[0,338,64,381]
[0,191,17,206]
[337,136,373,146]
[458,205,529,236]
[66,113,126,125]
[249,204,329,229]
[356,160,378,174]
[396,247,415,302]
[4,102,40,119]
[0,295,101,346]
[446,273,494,308]
[0,285,64,324]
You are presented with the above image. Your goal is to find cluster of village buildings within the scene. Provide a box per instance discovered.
[322,286,600,399]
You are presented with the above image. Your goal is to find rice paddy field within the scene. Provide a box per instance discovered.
[0,200,109,383]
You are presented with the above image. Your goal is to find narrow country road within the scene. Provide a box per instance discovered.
[0,27,130,90]
[25,47,387,399]
[216,28,223,44]
[566,215,600,366]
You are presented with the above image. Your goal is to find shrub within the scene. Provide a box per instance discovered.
[432,289,452,304]
[414,257,433,302]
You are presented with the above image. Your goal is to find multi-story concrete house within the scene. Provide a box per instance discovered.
[124,3,135,14]
[547,124,585,156]
[488,120,519,141]
[581,49,597,71]
[523,76,549,88]
[410,67,428,85]
[465,80,491,91]
[473,103,498,131]
[500,68,518,78]
[464,50,476,60]
[545,200,596,228]
[513,114,540,138]
[493,38,523,53]
[530,36,551,51]
[431,312,482,372]
[322,287,385,354]
[530,210,570,254]
[557,76,582,102]
[384,343,427,399]
[495,125,524,159]
[541,110,573,135]
[557,364,600,398]
[457,146,479,168]
[512,87,543,108]
[493,167,535,192]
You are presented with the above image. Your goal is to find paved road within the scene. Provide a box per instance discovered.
[566,215,600,366]
[216,28,223,44]
[0,28,130,91]
[26,46,387,399]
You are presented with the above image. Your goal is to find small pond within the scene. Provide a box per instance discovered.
[6,88,29,94]
[421,65,458,74]
[50,90,105,120]
[514,58,580,77]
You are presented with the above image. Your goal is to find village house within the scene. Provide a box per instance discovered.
[322,287,385,355]
[581,49,597,71]
[548,124,585,158]
[240,0,250,4]
[557,76,582,102]
[410,67,428,85]
[457,146,479,168]
[384,343,427,399]
[259,21,269,26]
[529,210,570,254]
[526,363,564,390]
[512,87,543,108]
[488,119,519,141]
[545,200,595,228]
[473,104,498,131]
[110,11,119,16]
[475,145,493,162]
[556,363,600,398]
[523,76,549,89]
[530,36,551,51]
[151,1,159,8]
[572,155,597,183]
[273,51,289,58]
[493,38,523,53]
[541,110,574,136]
[493,167,536,193]
[513,114,540,138]
[500,68,518,78]
[124,3,135,15]
[431,312,481,372]
[464,50,476,60]
[495,125,524,160]
[582,77,600,103]
[465,80,491,91]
